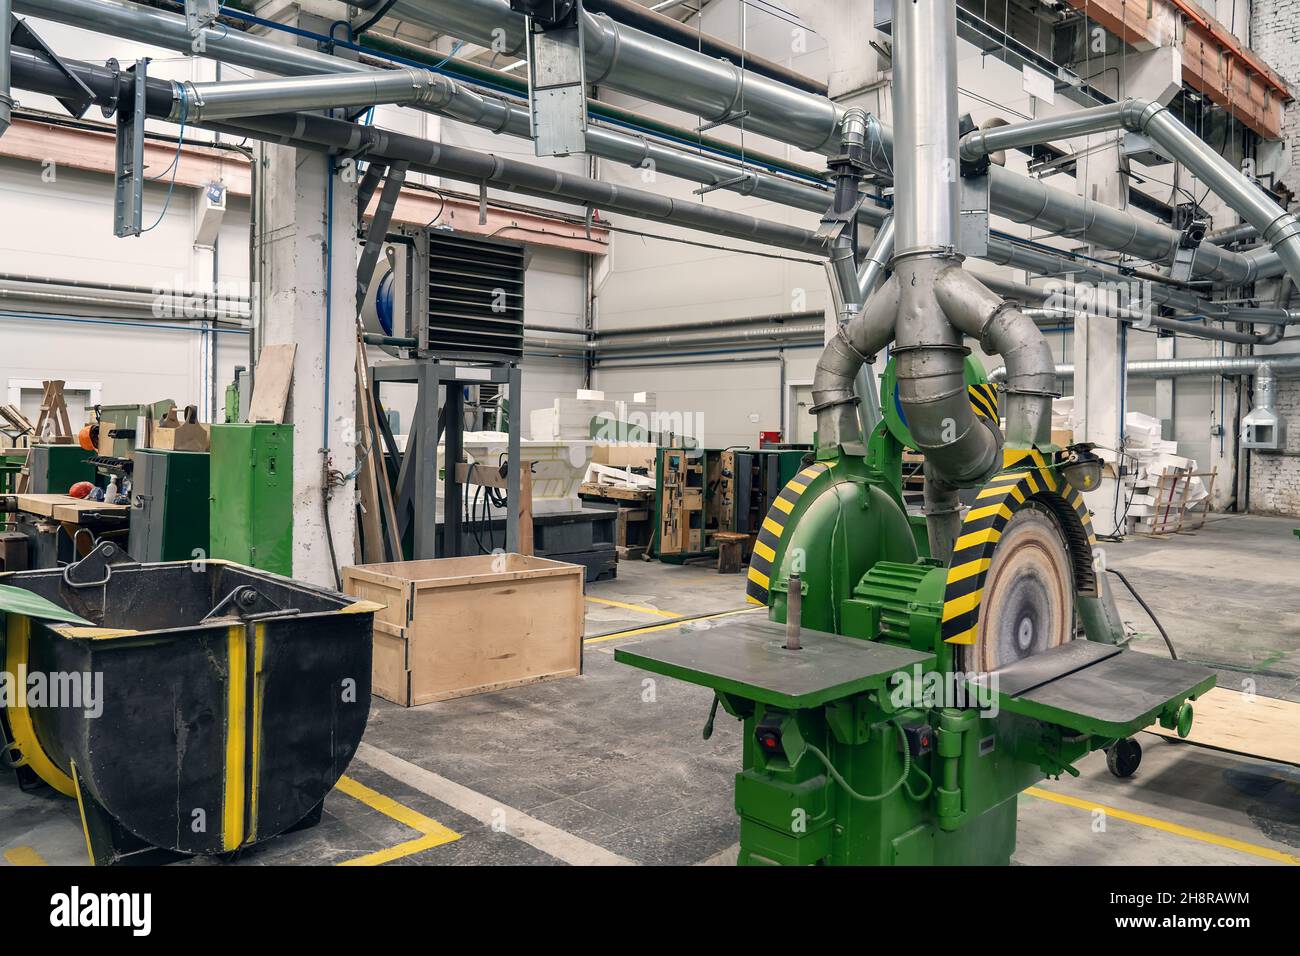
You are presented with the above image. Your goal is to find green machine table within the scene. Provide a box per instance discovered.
[619,617,1212,866]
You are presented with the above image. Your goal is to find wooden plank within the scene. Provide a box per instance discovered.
[517,466,534,558]
[1146,687,1300,767]
[354,341,385,565]
[16,494,127,520]
[247,344,297,424]
[579,481,653,503]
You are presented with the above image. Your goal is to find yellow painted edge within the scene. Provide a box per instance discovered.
[50,626,141,641]
[761,517,784,537]
[944,625,978,645]
[222,625,247,853]
[942,589,983,622]
[2,846,48,866]
[340,600,386,615]
[335,774,461,866]
[248,623,266,843]
[954,527,1002,551]
[752,540,776,563]
[70,761,95,866]
[3,616,75,796]
[747,566,771,589]
[946,558,991,585]
[966,502,1012,523]
[585,607,762,645]
[772,496,794,515]
[584,595,680,620]
[1025,787,1300,865]
[746,595,765,607]
[786,478,808,493]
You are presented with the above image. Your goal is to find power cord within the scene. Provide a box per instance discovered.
[803,721,932,804]
[1107,567,1179,660]
[140,84,189,233]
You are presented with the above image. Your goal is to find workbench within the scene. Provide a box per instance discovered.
[3,494,130,570]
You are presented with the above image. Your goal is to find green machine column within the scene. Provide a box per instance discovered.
[209,424,293,576]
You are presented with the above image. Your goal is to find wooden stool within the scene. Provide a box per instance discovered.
[715,532,750,574]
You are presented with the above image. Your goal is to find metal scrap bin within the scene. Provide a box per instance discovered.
[0,552,377,864]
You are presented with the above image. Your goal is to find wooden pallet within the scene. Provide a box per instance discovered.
[1135,467,1217,536]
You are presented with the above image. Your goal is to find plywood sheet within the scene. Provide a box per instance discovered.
[1147,687,1300,766]
[247,343,296,424]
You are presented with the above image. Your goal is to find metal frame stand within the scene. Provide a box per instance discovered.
[371,360,522,559]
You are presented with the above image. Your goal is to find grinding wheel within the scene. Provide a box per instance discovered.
[958,504,1074,673]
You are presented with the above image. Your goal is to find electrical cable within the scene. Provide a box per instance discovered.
[1106,567,1179,660]
[140,84,189,233]
[803,721,930,804]
[351,0,399,39]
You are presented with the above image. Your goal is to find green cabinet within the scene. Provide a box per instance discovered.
[129,449,211,562]
[209,424,293,576]
[27,444,94,494]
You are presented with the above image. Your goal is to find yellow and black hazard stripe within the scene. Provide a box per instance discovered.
[746,461,831,606]
[968,382,999,423]
[941,449,1097,646]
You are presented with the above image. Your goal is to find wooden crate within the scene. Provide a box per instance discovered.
[343,553,585,706]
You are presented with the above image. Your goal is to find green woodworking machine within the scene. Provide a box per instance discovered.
[617,359,1213,865]
[616,0,1213,866]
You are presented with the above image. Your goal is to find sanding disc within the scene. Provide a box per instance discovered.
[960,505,1074,673]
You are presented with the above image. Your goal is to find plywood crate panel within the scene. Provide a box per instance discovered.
[343,554,585,706]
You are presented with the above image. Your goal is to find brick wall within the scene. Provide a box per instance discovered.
[1247,0,1300,516]
[1249,374,1300,513]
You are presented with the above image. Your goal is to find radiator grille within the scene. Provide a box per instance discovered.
[425,232,526,360]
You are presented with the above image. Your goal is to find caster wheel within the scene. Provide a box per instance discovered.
[1107,737,1142,778]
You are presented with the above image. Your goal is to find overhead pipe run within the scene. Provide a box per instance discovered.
[961,99,1300,291]
[357,0,848,155]
[989,353,1300,382]
[12,0,885,232]
[22,0,1277,288]
[580,0,828,95]
[7,46,830,257]
[172,68,455,123]
[363,0,1267,284]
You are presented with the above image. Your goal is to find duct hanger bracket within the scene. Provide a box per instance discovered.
[112,58,149,239]
[516,0,589,158]
[11,18,94,120]
[959,175,991,259]
[815,193,869,242]
[184,0,220,38]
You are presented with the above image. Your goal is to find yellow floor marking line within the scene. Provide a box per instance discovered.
[3,846,48,866]
[584,595,681,620]
[334,774,462,866]
[585,607,762,645]
[1025,786,1300,865]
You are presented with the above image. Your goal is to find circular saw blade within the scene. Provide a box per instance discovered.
[959,505,1074,673]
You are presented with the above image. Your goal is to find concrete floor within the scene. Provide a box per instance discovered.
[2,513,1298,866]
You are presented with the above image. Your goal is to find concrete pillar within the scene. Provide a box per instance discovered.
[254,2,358,586]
